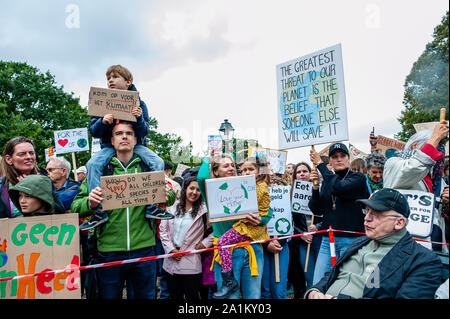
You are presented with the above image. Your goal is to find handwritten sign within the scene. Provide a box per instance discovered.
[0,214,80,299]
[174,163,190,177]
[375,135,405,159]
[208,135,223,156]
[87,87,138,122]
[397,189,435,238]
[277,43,348,149]
[248,146,288,175]
[54,128,89,155]
[205,175,258,222]
[349,143,367,161]
[291,180,320,216]
[100,171,166,211]
[267,186,293,236]
[45,147,56,162]
[91,137,101,157]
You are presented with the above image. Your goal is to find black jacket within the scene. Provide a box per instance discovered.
[311,232,442,299]
[308,164,369,237]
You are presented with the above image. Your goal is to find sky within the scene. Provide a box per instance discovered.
[0,0,448,165]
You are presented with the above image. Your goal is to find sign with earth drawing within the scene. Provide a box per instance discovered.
[205,175,258,223]
[54,128,89,155]
[267,186,293,236]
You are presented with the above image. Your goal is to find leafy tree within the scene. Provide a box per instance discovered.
[396,11,449,141]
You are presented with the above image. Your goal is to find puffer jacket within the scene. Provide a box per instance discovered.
[159,202,214,275]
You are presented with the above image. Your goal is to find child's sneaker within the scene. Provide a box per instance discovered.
[80,205,109,231]
[145,204,174,220]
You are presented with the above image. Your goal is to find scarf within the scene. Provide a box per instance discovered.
[366,174,383,194]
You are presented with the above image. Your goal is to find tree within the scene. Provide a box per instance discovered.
[0,61,90,168]
[396,11,449,141]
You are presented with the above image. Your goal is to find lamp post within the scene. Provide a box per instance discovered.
[219,119,235,154]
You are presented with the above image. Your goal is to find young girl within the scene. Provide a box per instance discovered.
[213,155,272,299]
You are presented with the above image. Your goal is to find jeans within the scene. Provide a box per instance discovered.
[86,144,164,191]
[299,234,321,289]
[312,236,356,285]
[96,246,157,299]
[213,244,264,299]
[261,243,289,299]
[155,237,170,299]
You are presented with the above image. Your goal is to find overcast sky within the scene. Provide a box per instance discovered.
[1,0,448,165]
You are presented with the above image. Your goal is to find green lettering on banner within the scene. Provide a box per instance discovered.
[11,223,27,246]
[57,223,76,246]
[43,226,59,246]
[0,270,18,298]
[29,224,46,244]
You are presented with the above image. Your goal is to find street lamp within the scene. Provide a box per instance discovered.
[219,119,235,154]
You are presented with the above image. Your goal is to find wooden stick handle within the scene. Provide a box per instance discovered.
[440,108,446,121]
[274,236,280,282]
[304,216,315,273]
[311,146,319,187]
[71,152,78,182]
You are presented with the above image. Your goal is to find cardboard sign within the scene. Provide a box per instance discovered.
[375,135,405,159]
[205,175,258,222]
[267,186,293,236]
[248,146,288,175]
[398,189,435,238]
[174,163,190,177]
[208,135,223,156]
[413,122,449,156]
[87,87,138,122]
[54,128,89,155]
[0,214,80,299]
[277,43,348,150]
[291,180,320,216]
[100,171,166,211]
[45,147,56,162]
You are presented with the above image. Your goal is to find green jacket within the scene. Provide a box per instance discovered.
[197,157,272,238]
[71,155,176,252]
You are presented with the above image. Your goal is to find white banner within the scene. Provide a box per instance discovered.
[54,128,89,155]
[267,186,293,236]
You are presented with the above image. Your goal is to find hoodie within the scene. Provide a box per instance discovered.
[8,175,56,215]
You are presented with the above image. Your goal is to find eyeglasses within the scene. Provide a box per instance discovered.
[47,167,64,172]
[362,208,403,220]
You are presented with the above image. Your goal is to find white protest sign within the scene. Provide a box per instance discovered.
[267,186,293,236]
[45,147,56,162]
[208,135,223,155]
[174,163,190,177]
[277,43,348,149]
[397,189,435,238]
[54,128,89,155]
[291,180,320,216]
[91,137,101,156]
[248,146,288,175]
[205,175,258,222]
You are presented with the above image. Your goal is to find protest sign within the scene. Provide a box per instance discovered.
[291,180,319,216]
[174,163,190,177]
[54,128,89,155]
[349,143,367,161]
[277,43,348,149]
[398,189,435,238]
[413,122,449,155]
[375,135,405,159]
[205,175,258,222]
[0,214,80,299]
[91,137,101,157]
[267,186,293,236]
[45,147,56,162]
[248,146,288,175]
[87,87,138,122]
[100,171,166,211]
[208,135,223,156]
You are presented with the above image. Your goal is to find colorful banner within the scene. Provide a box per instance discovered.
[54,128,89,155]
[267,186,293,236]
[248,146,288,174]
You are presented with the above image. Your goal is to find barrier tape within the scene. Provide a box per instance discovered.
[0,228,447,283]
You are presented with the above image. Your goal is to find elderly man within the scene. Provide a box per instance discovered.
[46,157,80,212]
[306,188,442,299]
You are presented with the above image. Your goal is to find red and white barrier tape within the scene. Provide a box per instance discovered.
[0,228,447,283]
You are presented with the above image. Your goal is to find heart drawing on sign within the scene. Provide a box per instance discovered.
[216,183,248,214]
[106,180,127,195]
[58,139,69,147]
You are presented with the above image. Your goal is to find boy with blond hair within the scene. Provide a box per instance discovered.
[82,65,173,231]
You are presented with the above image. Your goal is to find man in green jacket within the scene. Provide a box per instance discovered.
[71,121,175,299]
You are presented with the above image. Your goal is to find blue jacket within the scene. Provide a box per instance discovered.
[312,232,442,299]
[89,84,150,147]
[56,178,81,211]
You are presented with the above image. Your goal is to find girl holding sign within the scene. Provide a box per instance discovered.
[197,154,272,299]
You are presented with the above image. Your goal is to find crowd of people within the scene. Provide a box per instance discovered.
[0,64,448,300]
